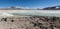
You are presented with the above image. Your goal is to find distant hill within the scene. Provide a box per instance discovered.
[43,6,60,10]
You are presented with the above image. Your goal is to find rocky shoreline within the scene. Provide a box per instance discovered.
[0,16,60,29]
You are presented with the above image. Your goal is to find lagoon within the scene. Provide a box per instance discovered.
[0,10,60,17]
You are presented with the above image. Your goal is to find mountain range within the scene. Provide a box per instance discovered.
[0,6,60,10]
[43,6,60,10]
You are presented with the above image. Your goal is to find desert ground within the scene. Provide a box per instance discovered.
[0,16,60,29]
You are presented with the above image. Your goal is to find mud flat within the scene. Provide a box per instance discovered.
[0,16,60,29]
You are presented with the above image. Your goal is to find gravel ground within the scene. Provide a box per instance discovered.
[0,16,60,29]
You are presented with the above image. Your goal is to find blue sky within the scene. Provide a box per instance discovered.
[0,0,60,8]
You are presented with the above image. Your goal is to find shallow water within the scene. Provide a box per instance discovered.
[0,10,60,17]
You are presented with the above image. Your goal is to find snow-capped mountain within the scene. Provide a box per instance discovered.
[0,6,31,10]
[43,6,60,10]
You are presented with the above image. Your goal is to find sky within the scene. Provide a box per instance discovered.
[0,0,60,8]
